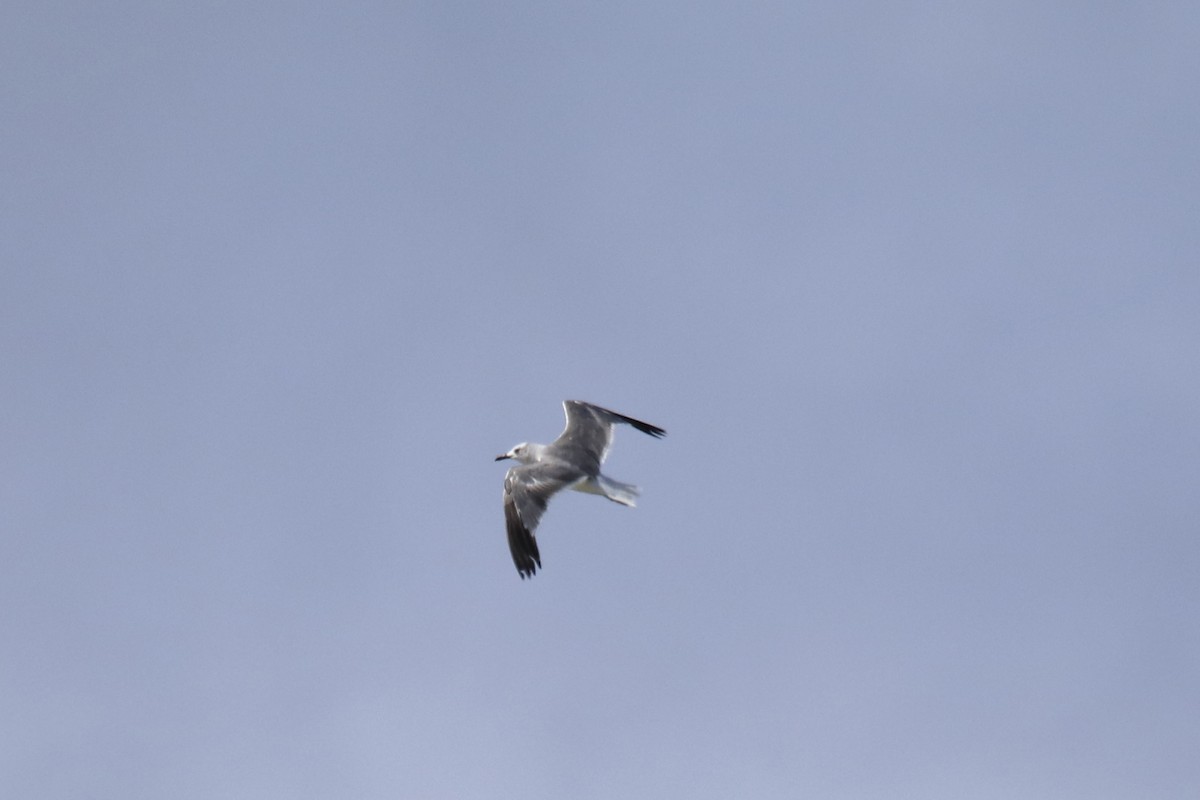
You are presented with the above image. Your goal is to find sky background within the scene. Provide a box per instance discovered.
[3,3,1198,798]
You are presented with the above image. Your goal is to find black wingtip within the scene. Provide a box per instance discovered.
[516,551,542,579]
[629,419,666,439]
[613,412,665,439]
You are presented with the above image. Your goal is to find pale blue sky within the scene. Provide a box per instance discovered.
[3,3,1198,798]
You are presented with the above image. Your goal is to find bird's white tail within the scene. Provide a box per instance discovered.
[597,475,640,507]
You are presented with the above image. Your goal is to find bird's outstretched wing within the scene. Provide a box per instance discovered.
[503,461,584,578]
[554,401,666,473]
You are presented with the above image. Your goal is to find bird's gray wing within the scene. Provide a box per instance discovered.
[503,461,583,579]
[586,402,666,439]
[553,400,666,472]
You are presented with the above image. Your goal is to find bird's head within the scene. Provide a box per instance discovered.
[495,442,538,464]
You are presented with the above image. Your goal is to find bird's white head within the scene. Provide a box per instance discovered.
[494,442,542,464]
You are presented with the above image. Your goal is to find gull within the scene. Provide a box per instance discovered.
[495,400,666,579]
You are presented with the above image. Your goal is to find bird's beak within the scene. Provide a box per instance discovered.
[495,453,511,461]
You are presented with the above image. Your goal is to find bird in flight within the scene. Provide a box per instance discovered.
[495,400,666,578]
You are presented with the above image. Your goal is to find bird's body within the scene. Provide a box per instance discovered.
[495,400,665,578]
